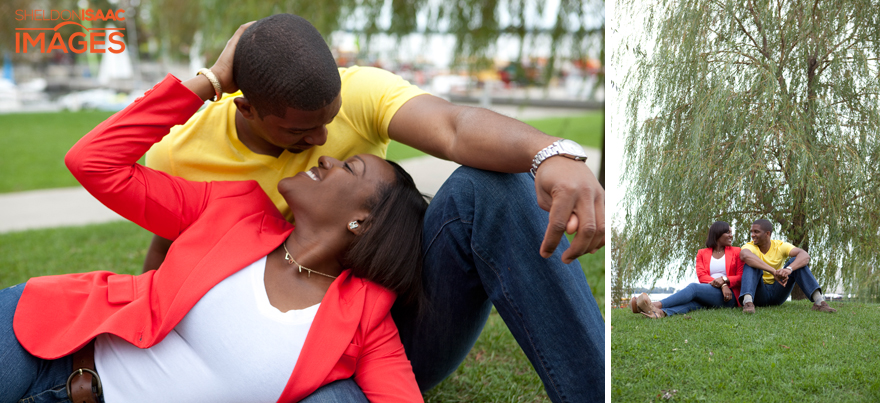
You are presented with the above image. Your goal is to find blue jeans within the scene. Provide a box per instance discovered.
[659,283,737,316]
[739,257,822,306]
[0,283,86,403]
[306,167,605,403]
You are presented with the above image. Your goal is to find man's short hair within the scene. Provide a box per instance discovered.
[233,14,341,118]
[753,219,773,233]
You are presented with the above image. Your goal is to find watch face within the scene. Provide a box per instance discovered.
[558,139,587,159]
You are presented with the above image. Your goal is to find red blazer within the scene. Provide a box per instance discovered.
[12,75,422,402]
[695,246,743,306]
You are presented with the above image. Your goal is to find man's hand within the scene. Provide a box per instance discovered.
[710,277,725,288]
[721,284,732,301]
[534,156,605,263]
[387,95,604,263]
[209,21,255,94]
[773,269,789,287]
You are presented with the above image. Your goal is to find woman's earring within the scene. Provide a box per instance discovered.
[348,221,359,230]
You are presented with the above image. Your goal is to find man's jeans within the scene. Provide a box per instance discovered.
[739,257,822,306]
[659,283,737,316]
[304,167,605,403]
[0,283,89,403]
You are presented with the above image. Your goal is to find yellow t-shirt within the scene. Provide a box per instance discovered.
[146,66,427,221]
[742,240,795,284]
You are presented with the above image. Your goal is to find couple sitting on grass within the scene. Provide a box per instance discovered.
[631,219,837,318]
[1,13,604,403]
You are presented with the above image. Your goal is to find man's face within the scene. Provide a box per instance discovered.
[750,224,770,245]
[245,95,342,154]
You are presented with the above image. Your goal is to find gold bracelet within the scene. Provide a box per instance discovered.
[196,68,222,102]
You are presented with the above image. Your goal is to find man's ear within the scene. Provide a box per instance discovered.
[234,97,257,120]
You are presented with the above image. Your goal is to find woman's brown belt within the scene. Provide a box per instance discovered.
[67,340,103,403]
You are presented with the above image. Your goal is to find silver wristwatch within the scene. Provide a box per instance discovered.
[530,139,588,176]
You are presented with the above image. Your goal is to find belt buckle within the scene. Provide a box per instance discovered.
[66,368,103,402]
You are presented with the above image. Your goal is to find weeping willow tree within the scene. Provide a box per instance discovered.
[616,0,880,296]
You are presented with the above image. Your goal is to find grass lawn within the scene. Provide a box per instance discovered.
[612,302,880,402]
[0,221,603,401]
[0,110,604,193]
[0,111,116,193]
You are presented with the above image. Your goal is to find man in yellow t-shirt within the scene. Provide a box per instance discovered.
[738,219,836,314]
[145,65,425,223]
[141,15,604,401]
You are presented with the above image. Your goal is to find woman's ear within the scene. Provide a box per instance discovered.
[346,213,369,235]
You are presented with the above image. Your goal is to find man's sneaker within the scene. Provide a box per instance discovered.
[742,302,755,314]
[811,301,837,313]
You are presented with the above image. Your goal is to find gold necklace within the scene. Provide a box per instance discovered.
[281,242,338,280]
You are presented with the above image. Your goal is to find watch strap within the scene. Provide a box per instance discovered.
[530,139,587,176]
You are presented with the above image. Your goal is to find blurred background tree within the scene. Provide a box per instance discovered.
[2,0,603,86]
[3,1,605,182]
[616,0,880,298]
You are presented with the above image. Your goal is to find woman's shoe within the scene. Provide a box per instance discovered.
[641,310,663,319]
[636,293,654,314]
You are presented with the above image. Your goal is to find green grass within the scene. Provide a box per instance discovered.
[527,113,604,149]
[0,222,603,401]
[0,221,151,285]
[612,302,880,402]
[0,111,115,193]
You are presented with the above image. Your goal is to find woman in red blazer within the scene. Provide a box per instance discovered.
[1,26,425,403]
[632,221,743,318]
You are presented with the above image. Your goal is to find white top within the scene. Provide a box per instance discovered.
[95,256,319,402]
[709,255,726,278]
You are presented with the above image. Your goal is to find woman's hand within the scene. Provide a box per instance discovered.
[210,21,256,94]
[710,277,725,288]
[721,284,732,301]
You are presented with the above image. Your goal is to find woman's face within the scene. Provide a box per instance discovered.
[717,229,733,248]
[278,154,395,226]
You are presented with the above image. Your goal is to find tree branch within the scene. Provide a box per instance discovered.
[747,0,770,58]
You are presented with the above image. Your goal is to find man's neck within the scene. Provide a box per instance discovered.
[234,110,284,158]
[755,239,771,253]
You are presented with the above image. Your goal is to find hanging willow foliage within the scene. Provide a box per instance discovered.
[616,0,880,294]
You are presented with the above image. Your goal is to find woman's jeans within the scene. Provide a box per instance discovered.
[305,167,605,403]
[0,283,82,403]
[659,283,737,316]
[738,257,821,306]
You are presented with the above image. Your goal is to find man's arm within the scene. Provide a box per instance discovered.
[387,94,604,263]
[787,247,809,269]
[143,235,173,272]
[779,247,810,278]
[740,248,788,284]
